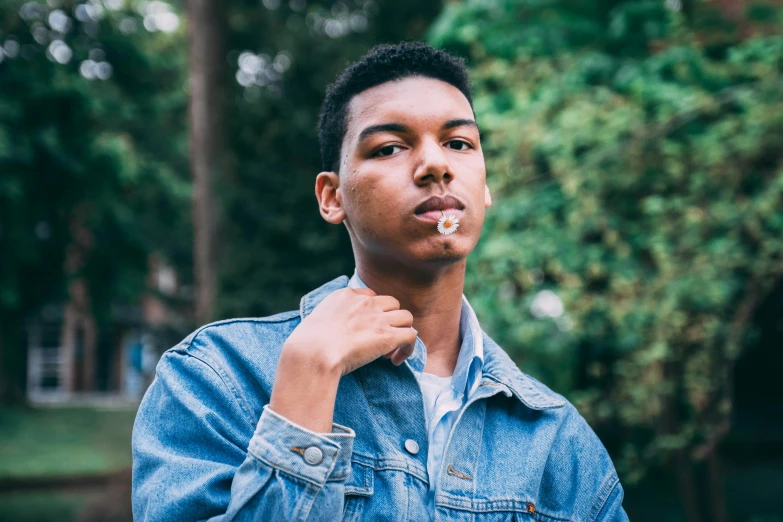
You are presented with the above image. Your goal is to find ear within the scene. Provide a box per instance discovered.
[315,172,345,224]
[484,184,492,208]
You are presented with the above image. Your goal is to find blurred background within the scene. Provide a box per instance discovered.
[1,0,782,520]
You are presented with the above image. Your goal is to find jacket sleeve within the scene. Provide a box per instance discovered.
[132,348,354,522]
[591,476,630,522]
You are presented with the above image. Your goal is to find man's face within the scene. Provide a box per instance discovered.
[317,76,491,268]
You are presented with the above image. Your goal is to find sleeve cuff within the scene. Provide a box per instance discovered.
[247,405,355,486]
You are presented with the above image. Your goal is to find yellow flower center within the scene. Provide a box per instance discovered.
[444,220,453,228]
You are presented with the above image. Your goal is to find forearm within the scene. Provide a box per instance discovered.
[133,350,354,522]
[268,344,342,433]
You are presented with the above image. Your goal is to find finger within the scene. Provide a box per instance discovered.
[384,309,414,328]
[388,327,417,366]
[389,325,417,350]
[373,295,400,312]
[389,347,405,365]
[390,342,415,366]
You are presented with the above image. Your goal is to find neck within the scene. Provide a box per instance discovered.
[355,259,465,377]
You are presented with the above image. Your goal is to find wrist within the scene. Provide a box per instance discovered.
[269,340,342,433]
[281,338,344,379]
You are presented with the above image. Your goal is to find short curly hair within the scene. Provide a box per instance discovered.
[317,41,473,173]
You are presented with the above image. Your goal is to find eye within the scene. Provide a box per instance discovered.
[373,145,404,157]
[446,140,473,151]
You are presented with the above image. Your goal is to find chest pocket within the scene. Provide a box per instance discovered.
[342,460,373,522]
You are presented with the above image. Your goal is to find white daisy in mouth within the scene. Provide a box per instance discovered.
[437,213,460,235]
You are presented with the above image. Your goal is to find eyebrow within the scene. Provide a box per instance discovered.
[357,119,480,142]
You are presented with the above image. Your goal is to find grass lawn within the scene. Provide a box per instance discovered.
[0,406,138,480]
[0,490,99,522]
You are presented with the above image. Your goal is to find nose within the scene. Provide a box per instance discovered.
[413,139,453,186]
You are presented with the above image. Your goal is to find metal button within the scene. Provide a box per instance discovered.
[303,446,323,466]
[404,439,419,455]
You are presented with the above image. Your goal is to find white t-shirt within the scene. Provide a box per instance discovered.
[413,371,454,431]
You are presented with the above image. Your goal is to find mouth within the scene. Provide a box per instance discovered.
[413,195,466,224]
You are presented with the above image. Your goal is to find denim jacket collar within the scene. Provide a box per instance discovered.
[299,276,565,411]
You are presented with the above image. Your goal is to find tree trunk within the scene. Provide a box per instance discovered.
[188,0,227,325]
[674,449,702,522]
[0,313,27,405]
[707,452,728,522]
[662,356,702,522]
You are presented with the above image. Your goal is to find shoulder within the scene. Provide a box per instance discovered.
[502,366,615,475]
[152,311,301,419]
[535,394,621,521]
[512,370,618,492]
[481,333,622,520]
[174,310,300,362]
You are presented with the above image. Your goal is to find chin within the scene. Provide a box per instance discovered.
[413,236,474,264]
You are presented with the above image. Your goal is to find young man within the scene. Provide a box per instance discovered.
[132,42,629,521]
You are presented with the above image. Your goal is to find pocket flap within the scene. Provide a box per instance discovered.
[344,460,373,496]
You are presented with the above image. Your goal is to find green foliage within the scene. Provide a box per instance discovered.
[429,0,671,60]
[432,1,783,481]
[0,0,443,379]
[0,0,443,403]
[0,0,191,325]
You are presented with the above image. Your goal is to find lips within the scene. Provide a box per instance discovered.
[414,195,466,223]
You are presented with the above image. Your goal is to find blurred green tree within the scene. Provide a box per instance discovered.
[0,0,191,403]
[0,0,444,401]
[430,1,783,520]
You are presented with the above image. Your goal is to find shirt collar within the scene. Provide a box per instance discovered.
[479,332,566,410]
[346,270,484,399]
[299,275,565,410]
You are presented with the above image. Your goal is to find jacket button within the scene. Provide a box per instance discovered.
[303,446,323,466]
[404,439,419,455]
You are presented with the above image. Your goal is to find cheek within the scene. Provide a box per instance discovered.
[343,172,389,220]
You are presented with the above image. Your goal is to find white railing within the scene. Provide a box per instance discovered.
[27,345,67,399]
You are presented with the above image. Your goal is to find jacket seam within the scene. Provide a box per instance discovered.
[532,511,574,522]
[471,400,488,499]
[167,349,256,432]
[186,313,300,340]
[345,461,373,495]
[589,473,620,522]
[351,369,429,483]
[264,467,324,522]
[436,493,567,519]
[349,452,428,483]
[295,482,323,522]
[175,316,299,430]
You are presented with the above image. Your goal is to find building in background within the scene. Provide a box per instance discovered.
[25,255,185,404]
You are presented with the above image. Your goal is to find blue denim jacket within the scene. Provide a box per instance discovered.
[132,276,629,522]
[348,269,485,518]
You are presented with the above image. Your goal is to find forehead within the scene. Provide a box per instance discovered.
[344,76,474,139]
